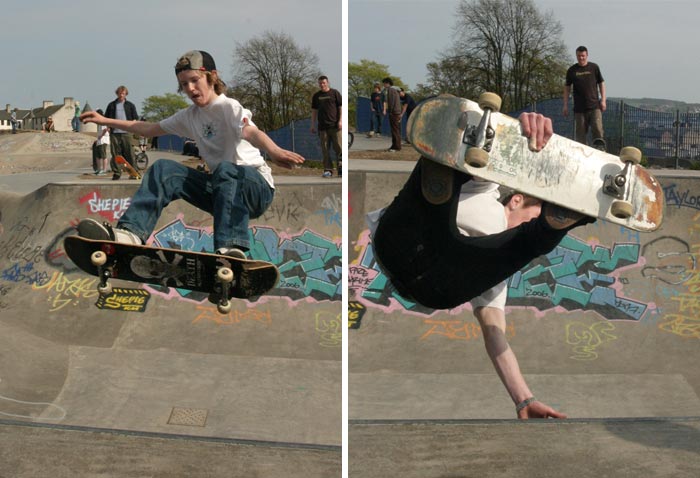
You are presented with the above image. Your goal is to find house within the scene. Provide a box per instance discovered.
[0,105,31,131]
[0,98,96,133]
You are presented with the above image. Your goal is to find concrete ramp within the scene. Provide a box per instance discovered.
[349,418,700,478]
[349,162,700,476]
[0,176,341,475]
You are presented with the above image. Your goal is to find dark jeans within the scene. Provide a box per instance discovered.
[118,159,274,250]
[370,112,382,134]
[373,159,578,309]
[110,133,135,175]
[389,113,402,150]
[319,128,342,172]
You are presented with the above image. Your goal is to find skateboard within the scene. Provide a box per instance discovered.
[407,94,664,232]
[115,155,141,179]
[64,235,280,313]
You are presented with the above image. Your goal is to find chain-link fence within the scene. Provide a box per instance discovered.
[355,96,700,168]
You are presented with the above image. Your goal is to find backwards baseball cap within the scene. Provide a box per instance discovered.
[175,50,217,74]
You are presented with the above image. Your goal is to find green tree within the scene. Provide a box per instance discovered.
[230,30,320,131]
[431,0,568,111]
[141,93,189,122]
[348,59,406,128]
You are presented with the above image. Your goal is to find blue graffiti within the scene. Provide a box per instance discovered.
[355,231,647,320]
[153,219,341,301]
[664,183,700,210]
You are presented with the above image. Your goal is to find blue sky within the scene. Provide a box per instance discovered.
[349,0,700,103]
[3,0,342,113]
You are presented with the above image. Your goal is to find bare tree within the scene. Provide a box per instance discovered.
[433,0,568,110]
[231,31,320,131]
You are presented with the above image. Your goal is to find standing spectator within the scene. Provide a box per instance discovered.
[10,109,18,134]
[93,109,110,175]
[382,77,402,152]
[399,88,417,143]
[563,46,606,145]
[311,75,343,178]
[72,101,81,132]
[368,83,383,137]
[105,86,139,180]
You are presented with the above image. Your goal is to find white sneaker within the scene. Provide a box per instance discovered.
[77,218,143,245]
[215,247,247,260]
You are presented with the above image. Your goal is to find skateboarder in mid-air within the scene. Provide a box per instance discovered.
[78,50,304,259]
[369,112,594,419]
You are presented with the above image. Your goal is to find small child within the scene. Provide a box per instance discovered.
[78,50,304,259]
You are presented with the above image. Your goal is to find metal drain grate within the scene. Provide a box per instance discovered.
[167,407,208,427]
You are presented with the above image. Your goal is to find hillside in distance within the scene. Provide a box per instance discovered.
[611,97,700,113]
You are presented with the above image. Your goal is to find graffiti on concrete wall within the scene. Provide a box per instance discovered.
[79,191,131,222]
[149,217,342,303]
[351,229,650,321]
[505,235,647,321]
[654,238,700,339]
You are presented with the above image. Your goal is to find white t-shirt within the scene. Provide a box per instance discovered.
[98,125,110,145]
[455,179,508,311]
[160,94,274,188]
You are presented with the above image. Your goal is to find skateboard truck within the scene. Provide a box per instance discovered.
[462,93,502,168]
[603,146,642,219]
[215,266,234,314]
[90,249,114,295]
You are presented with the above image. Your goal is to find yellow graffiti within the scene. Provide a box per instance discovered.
[348,301,366,329]
[565,321,617,361]
[421,319,515,342]
[658,244,700,339]
[658,314,700,339]
[192,306,272,326]
[32,271,98,312]
[316,311,341,347]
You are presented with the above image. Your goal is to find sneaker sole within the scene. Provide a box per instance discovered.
[77,218,112,240]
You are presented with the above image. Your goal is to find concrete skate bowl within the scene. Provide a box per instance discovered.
[0,179,341,473]
[349,167,700,419]
[348,166,700,476]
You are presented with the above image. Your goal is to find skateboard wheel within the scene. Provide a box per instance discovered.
[478,92,502,112]
[619,146,642,165]
[91,251,107,266]
[217,267,234,283]
[466,147,489,168]
[217,299,232,314]
[98,282,113,296]
[611,200,634,219]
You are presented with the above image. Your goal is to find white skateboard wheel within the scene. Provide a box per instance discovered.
[611,200,634,219]
[97,282,113,296]
[466,147,489,168]
[91,250,107,266]
[217,300,232,314]
[478,92,502,112]
[217,267,234,283]
[619,146,642,165]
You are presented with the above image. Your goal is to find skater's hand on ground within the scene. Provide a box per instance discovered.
[518,112,553,152]
[269,148,305,169]
[517,400,567,420]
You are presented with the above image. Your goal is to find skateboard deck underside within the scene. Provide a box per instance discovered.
[64,236,279,299]
[115,155,141,179]
[408,96,664,232]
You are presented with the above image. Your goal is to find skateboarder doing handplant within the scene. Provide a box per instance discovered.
[369,112,593,419]
[78,50,304,259]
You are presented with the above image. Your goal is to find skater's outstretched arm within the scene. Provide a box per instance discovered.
[474,306,567,419]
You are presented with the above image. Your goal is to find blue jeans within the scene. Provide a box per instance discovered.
[118,159,274,251]
[370,112,382,134]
